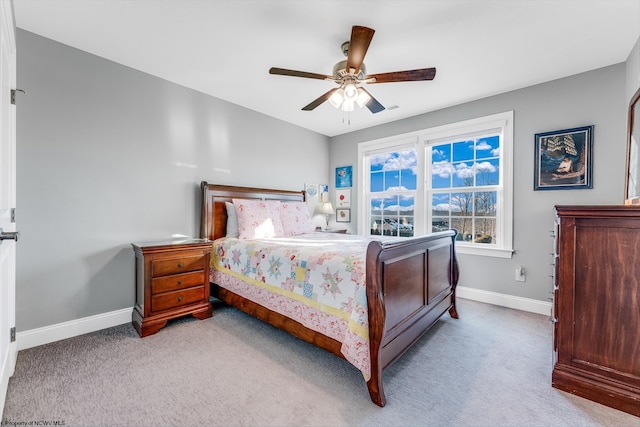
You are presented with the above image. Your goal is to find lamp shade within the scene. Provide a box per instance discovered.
[317,202,335,215]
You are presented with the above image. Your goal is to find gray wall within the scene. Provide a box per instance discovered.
[330,63,629,303]
[16,30,329,331]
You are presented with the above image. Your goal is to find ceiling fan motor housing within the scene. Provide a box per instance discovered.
[333,60,367,80]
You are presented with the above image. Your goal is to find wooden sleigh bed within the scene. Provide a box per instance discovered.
[200,182,459,407]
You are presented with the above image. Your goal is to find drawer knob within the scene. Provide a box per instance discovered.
[177,263,184,268]
[177,280,182,285]
[178,296,183,302]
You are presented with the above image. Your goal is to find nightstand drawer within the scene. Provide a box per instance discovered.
[152,255,205,277]
[152,271,204,294]
[151,285,205,313]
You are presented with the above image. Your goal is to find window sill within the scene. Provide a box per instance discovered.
[455,245,514,259]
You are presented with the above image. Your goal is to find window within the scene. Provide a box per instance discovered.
[358,112,513,258]
[368,149,417,237]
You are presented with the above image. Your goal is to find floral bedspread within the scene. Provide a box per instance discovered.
[211,233,377,379]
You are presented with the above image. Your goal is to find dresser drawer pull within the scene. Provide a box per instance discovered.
[177,262,184,268]
[178,296,183,302]
[177,280,182,285]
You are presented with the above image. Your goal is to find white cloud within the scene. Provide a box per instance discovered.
[432,160,454,178]
[455,162,474,179]
[476,161,497,173]
[433,203,451,212]
[476,141,492,150]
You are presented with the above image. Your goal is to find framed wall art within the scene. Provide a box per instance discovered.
[336,208,351,223]
[336,188,351,208]
[336,165,352,188]
[534,125,593,190]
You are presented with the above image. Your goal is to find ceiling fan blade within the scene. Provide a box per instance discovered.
[367,67,437,83]
[346,26,375,75]
[302,88,338,111]
[269,67,333,80]
[358,87,385,114]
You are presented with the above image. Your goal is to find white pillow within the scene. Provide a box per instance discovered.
[232,198,284,240]
[280,201,314,236]
[225,201,239,238]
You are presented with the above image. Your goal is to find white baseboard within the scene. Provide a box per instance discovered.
[457,286,552,316]
[16,308,132,351]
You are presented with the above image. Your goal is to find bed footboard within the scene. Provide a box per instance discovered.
[365,230,459,407]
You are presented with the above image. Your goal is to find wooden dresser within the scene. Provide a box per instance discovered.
[132,238,213,337]
[553,205,640,417]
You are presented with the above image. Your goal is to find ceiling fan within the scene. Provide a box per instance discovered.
[269,25,436,114]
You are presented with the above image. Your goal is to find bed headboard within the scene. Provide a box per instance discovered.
[200,181,306,241]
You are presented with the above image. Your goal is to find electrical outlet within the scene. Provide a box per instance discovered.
[516,266,526,282]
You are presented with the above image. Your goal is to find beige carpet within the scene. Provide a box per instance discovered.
[2,298,639,427]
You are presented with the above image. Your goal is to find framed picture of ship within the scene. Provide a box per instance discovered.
[534,125,593,190]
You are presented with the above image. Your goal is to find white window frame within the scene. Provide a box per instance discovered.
[358,111,514,259]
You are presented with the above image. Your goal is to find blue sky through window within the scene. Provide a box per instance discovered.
[432,136,500,189]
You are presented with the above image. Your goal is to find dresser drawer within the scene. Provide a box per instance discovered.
[152,255,205,277]
[151,285,205,313]
[152,271,204,294]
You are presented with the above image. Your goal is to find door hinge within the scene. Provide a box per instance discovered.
[10,89,25,105]
[11,208,15,223]
[10,327,15,343]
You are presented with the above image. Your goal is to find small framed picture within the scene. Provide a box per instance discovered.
[336,208,351,223]
[336,166,353,188]
[534,125,593,190]
[336,189,351,208]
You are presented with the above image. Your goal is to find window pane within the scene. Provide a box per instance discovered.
[432,193,450,216]
[475,191,497,216]
[400,168,417,190]
[476,158,500,186]
[476,135,500,159]
[451,192,473,216]
[370,154,386,172]
[385,171,400,190]
[371,217,383,235]
[383,196,398,217]
[451,218,473,241]
[371,197,384,214]
[431,144,452,189]
[432,161,452,188]
[398,216,414,237]
[474,217,496,244]
[453,140,474,162]
[432,144,451,162]
[431,218,449,232]
[370,171,383,192]
[400,149,417,168]
[453,162,474,187]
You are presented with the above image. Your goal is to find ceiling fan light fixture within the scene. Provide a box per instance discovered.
[341,100,355,112]
[328,88,345,108]
[343,83,358,101]
[356,87,371,108]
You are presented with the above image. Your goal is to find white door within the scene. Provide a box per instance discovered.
[0,0,17,419]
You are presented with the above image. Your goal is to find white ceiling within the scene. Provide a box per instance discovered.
[13,0,640,137]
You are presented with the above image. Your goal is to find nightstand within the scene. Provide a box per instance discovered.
[131,238,213,337]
